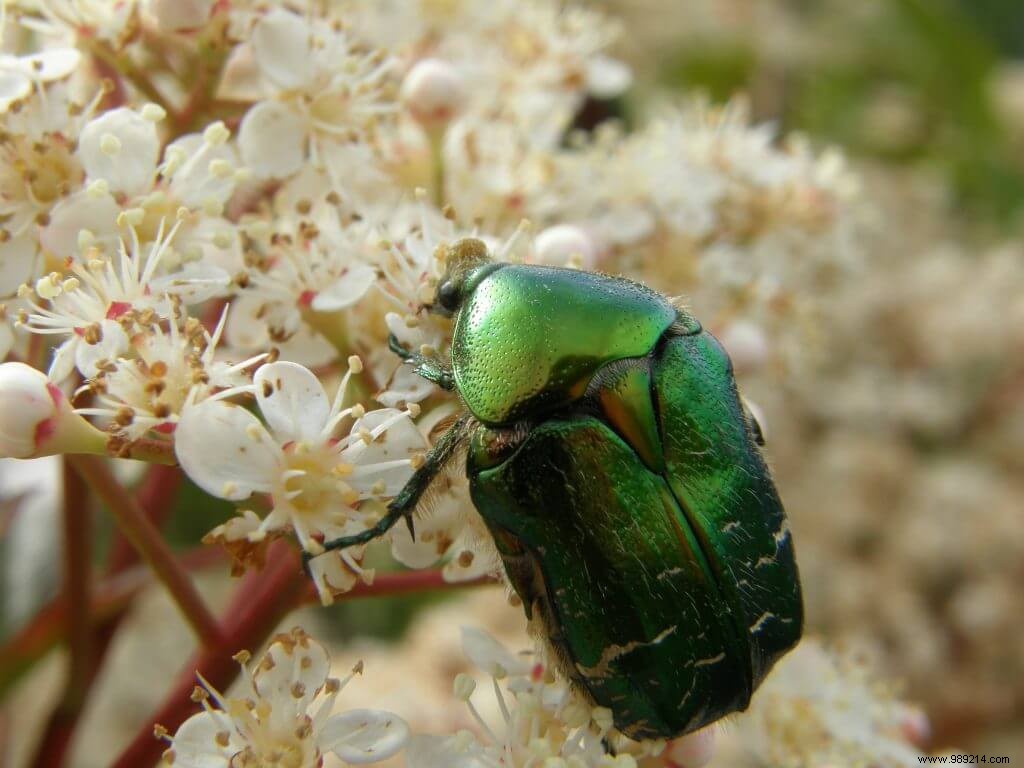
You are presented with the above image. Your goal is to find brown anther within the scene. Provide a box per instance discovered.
[150,361,168,377]
[190,686,208,702]
[457,550,475,568]
[290,682,306,699]
[114,407,134,426]
[145,380,167,396]
[34,211,51,227]
[296,198,312,214]
[215,731,231,747]
[153,723,169,740]
[153,403,171,419]
[82,323,103,344]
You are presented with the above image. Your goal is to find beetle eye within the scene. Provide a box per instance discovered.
[436,280,461,312]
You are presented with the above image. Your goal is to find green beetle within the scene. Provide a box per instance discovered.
[324,238,803,740]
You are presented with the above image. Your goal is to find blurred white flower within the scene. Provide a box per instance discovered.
[158,627,409,767]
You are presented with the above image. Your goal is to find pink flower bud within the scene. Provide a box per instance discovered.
[0,362,106,458]
[401,59,466,127]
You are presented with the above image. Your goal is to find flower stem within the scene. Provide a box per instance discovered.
[428,125,447,207]
[61,457,93,708]
[26,460,96,766]
[67,455,222,649]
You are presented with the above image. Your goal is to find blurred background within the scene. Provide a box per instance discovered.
[2,0,1023,763]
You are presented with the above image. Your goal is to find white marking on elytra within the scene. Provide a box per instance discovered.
[576,625,679,679]
[657,566,685,581]
[693,652,725,668]
[749,612,775,634]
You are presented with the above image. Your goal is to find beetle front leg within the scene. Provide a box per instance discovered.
[389,333,456,391]
[320,414,474,552]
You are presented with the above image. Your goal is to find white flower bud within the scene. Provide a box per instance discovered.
[666,727,716,768]
[719,320,769,375]
[534,224,598,269]
[400,59,466,127]
[0,363,106,459]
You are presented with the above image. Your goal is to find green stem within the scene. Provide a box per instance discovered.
[66,455,222,649]
[428,125,446,207]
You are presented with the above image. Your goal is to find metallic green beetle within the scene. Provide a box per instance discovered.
[324,238,803,740]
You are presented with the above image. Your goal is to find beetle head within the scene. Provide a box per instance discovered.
[431,237,493,316]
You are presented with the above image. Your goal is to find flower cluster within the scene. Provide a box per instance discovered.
[0,1,955,766]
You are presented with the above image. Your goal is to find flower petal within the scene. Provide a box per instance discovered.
[251,9,314,91]
[0,230,38,297]
[461,627,530,677]
[321,709,409,764]
[238,100,306,179]
[253,360,330,443]
[340,409,426,495]
[253,631,329,716]
[79,108,160,196]
[403,734,489,768]
[586,55,632,99]
[310,263,377,312]
[376,364,437,408]
[167,711,235,768]
[42,191,120,260]
[165,132,240,209]
[20,49,82,82]
[74,319,129,379]
[175,400,278,500]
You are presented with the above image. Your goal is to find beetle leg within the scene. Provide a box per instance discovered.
[320,414,474,551]
[388,333,456,390]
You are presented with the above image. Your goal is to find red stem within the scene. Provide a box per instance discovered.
[106,465,182,575]
[25,461,94,767]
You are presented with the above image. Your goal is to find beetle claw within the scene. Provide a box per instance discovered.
[404,513,416,542]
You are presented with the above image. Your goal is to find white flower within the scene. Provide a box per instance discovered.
[15,221,228,381]
[158,627,409,767]
[237,9,397,179]
[175,359,425,562]
[0,361,106,458]
[45,116,246,281]
[74,307,265,441]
